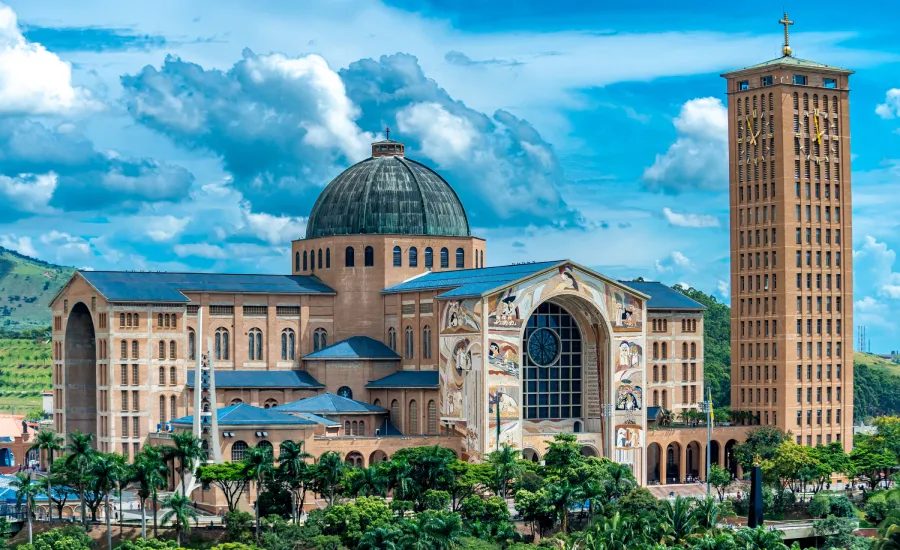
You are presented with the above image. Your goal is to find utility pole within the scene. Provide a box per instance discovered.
[700,394,713,497]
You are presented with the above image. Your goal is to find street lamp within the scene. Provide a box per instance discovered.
[699,398,713,497]
[601,403,614,460]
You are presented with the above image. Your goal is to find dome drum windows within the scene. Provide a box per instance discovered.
[424,247,433,269]
[364,246,374,267]
[393,246,402,267]
[345,247,355,268]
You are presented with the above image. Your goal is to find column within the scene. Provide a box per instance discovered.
[660,449,668,485]
[679,445,687,484]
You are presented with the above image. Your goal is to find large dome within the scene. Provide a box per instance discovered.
[305,141,471,239]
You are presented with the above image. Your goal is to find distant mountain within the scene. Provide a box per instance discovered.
[0,247,74,333]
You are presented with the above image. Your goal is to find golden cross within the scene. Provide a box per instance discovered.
[779,13,794,56]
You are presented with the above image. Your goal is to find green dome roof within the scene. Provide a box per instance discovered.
[305,150,471,239]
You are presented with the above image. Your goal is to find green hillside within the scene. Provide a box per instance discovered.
[0,246,74,332]
[0,337,51,414]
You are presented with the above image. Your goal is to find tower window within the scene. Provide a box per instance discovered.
[345,247,355,267]
[409,247,418,268]
[823,78,837,89]
[364,246,374,267]
[424,247,433,269]
[739,80,750,90]
[393,246,402,267]
[440,247,449,268]
[793,75,808,86]
[761,75,773,86]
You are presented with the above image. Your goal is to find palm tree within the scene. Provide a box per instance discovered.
[128,450,168,538]
[64,430,95,528]
[243,445,274,542]
[166,432,206,496]
[693,496,721,532]
[875,524,900,550]
[312,451,346,507]
[487,444,520,498]
[30,430,63,520]
[92,453,124,550]
[657,409,675,427]
[419,511,465,550]
[389,458,415,501]
[161,493,197,546]
[11,473,41,544]
[277,440,312,522]
[661,496,699,545]
[358,525,402,549]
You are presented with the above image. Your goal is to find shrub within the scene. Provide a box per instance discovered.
[20,526,92,550]
[117,541,181,550]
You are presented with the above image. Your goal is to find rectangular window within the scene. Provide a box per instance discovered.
[823,78,837,89]
[761,75,773,86]
[739,80,750,90]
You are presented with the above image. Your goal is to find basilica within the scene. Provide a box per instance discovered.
[50,135,750,508]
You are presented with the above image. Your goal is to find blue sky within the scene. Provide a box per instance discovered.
[0,0,898,351]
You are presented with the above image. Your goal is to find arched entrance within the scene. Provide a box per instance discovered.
[523,448,541,463]
[686,441,701,479]
[725,439,739,477]
[0,448,14,467]
[580,445,600,458]
[710,440,721,468]
[647,442,661,484]
[345,451,364,467]
[369,450,388,464]
[65,302,97,440]
[665,442,681,484]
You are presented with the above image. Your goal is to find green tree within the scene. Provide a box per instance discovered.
[243,445,274,542]
[91,453,124,550]
[29,429,63,519]
[487,444,521,498]
[660,496,699,545]
[165,432,206,496]
[358,526,402,550]
[542,433,582,475]
[311,451,346,507]
[160,492,198,546]
[276,440,312,522]
[416,509,465,550]
[851,435,896,490]
[11,472,40,545]
[198,462,249,513]
[129,448,171,539]
[733,426,789,470]
[63,430,95,528]
[17,525,92,550]
[708,464,732,502]
[812,515,859,549]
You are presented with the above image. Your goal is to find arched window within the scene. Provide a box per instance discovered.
[264,399,278,409]
[351,421,358,435]
[188,329,196,361]
[662,365,667,382]
[170,366,176,385]
[281,329,295,360]
[295,252,300,272]
[126,313,132,327]
[172,314,177,329]
[661,342,667,359]
[120,313,126,328]
[393,246,402,267]
[409,247,418,267]
[661,390,668,409]
[326,248,331,268]
[164,314,170,328]
[682,342,688,357]
[373,399,381,408]
[653,365,659,382]
[313,328,328,351]
[690,343,697,358]
[390,399,400,428]
[427,400,437,434]
[231,441,248,461]
[121,341,128,359]
[303,251,308,271]
[215,328,230,360]
[310,250,315,272]
[358,420,365,436]
[158,341,166,359]
[653,390,659,407]
[344,421,351,435]
[456,248,464,268]
[169,340,176,360]
[159,396,166,424]
[135,313,141,327]
[170,395,176,420]
[364,246,374,267]
[523,302,583,420]
[337,386,353,399]
[230,398,243,405]
[158,314,163,327]
[408,400,418,433]
[388,327,397,351]
[318,249,323,269]
[132,341,139,359]
[422,326,431,359]
[404,326,414,359]
[159,367,165,385]
[248,328,263,361]
[440,247,449,268]
[424,247,433,268]
[653,342,658,359]
[345,247,355,267]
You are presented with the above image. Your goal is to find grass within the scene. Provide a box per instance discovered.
[855,351,900,376]
[0,337,51,414]
[0,246,74,332]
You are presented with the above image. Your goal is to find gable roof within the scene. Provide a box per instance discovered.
[383,260,648,301]
[170,403,317,426]
[303,336,400,361]
[365,370,439,389]
[70,271,335,303]
[722,55,852,76]
[618,281,706,311]
[186,369,323,389]
[274,393,387,415]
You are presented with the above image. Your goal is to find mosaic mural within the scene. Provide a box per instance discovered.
[487,335,521,451]
[615,340,642,382]
[611,290,643,332]
[439,299,484,457]
[442,299,482,334]
[615,424,644,449]
[615,383,642,411]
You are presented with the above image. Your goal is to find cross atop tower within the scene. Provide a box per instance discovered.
[385,126,391,140]
[779,12,794,57]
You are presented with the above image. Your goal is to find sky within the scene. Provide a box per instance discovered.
[0,0,898,351]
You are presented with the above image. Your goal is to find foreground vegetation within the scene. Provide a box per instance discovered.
[15,424,900,550]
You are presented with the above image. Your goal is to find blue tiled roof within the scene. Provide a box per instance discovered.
[382,261,562,295]
[618,281,706,311]
[365,370,439,388]
[275,393,387,414]
[77,271,335,303]
[170,403,317,426]
[647,406,662,421]
[303,336,400,360]
[186,370,324,389]
[292,413,340,426]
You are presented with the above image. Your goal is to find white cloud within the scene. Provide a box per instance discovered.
[243,210,306,246]
[0,233,37,257]
[876,89,900,119]
[643,97,728,193]
[854,235,900,299]
[397,102,478,164]
[0,173,57,214]
[717,279,729,298]
[655,251,692,273]
[0,3,99,115]
[662,207,720,228]
[39,230,91,262]
[855,296,891,327]
[145,216,191,242]
[173,243,229,260]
